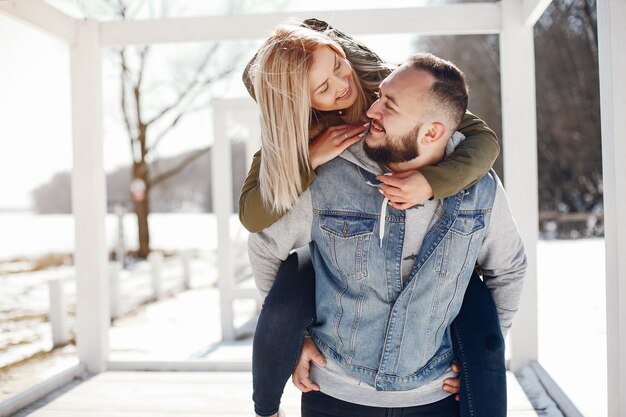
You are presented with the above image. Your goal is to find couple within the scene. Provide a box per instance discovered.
[239,19,527,417]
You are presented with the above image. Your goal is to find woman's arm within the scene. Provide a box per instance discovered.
[376,111,500,209]
[239,123,366,233]
[419,110,500,199]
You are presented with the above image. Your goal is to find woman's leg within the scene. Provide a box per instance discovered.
[252,246,316,417]
[451,272,507,417]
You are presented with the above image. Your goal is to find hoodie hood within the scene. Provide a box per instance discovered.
[340,140,386,176]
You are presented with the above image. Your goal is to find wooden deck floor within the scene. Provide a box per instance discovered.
[15,371,537,417]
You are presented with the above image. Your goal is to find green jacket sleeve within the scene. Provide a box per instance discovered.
[238,149,317,233]
[419,111,500,200]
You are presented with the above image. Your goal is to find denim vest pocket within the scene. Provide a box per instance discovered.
[319,212,376,281]
[449,211,485,236]
[435,212,485,278]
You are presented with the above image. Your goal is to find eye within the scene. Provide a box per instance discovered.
[319,83,329,94]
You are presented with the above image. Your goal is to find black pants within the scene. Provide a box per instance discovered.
[301,391,459,417]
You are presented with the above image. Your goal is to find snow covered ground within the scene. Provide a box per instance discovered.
[536,238,606,417]
[0,213,608,416]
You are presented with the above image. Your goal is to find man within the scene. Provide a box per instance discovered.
[249,53,526,416]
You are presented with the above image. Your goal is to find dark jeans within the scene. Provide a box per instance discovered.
[301,391,459,417]
[252,247,506,417]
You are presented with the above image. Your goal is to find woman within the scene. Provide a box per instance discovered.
[241,20,506,417]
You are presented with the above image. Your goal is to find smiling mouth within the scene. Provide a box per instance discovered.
[371,119,385,133]
[337,84,351,100]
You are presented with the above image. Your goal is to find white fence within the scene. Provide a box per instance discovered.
[3,254,195,368]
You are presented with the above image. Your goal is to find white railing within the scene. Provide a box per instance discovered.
[8,254,195,363]
[211,98,263,341]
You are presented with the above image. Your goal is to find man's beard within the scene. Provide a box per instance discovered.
[363,123,422,165]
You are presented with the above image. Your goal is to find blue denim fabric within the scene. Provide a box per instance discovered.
[252,248,506,417]
[252,247,316,417]
[451,271,507,417]
[308,157,497,390]
[301,391,459,417]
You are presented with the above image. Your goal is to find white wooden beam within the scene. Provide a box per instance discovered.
[70,19,109,373]
[499,0,539,371]
[597,0,626,415]
[0,0,76,43]
[107,360,252,372]
[522,0,553,26]
[211,99,236,341]
[99,4,501,46]
[0,363,84,417]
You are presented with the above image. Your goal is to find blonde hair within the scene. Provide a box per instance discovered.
[250,23,388,212]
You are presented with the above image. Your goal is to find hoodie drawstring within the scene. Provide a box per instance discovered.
[379,197,388,247]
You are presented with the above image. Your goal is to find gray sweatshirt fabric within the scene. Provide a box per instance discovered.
[247,136,527,407]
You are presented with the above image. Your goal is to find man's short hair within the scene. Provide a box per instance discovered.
[407,53,469,130]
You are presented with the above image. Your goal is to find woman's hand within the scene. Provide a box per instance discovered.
[376,170,434,210]
[443,362,461,401]
[309,123,369,170]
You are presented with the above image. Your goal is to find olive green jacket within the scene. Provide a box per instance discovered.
[239,19,500,233]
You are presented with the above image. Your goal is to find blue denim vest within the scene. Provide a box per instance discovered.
[308,155,497,391]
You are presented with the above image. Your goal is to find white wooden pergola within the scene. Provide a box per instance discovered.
[0,0,624,415]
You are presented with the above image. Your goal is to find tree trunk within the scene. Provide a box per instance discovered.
[132,164,151,258]
[135,194,150,258]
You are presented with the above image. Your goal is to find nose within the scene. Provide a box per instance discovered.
[366,99,382,120]
[334,74,349,93]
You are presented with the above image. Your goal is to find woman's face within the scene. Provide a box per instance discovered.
[308,46,358,111]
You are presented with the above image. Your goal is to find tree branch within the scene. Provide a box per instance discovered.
[136,46,150,91]
[148,104,208,153]
[144,62,238,155]
[119,48,137,160]
[149,146,211,187]
[144,43,221,126]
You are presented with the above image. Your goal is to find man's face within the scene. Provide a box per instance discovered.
[364,66,435,165]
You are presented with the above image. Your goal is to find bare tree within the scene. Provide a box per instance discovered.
[417,0,601,237]
[78,0,247,257]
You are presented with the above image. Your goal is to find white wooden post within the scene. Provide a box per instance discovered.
[149,252,164,301]
[212,99,235,341]
[48,278,69,347]
[109,262,122,320]
[182,251,192,290]
[244,109,261,167]
[500,0,539,371]
[597,0,626,415]
[114,204,126,266]
[70,19,109,373]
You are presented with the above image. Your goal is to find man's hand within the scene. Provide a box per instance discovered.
[309,124,369,170]
[376,170,433,210]
[291,338,327,392]
[442,362,461,401]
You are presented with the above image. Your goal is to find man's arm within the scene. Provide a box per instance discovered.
[477,176,528,337]
[247,190,313,297]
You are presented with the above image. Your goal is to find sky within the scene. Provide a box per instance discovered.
[0,1,424,209]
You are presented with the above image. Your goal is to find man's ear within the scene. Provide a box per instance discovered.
[422,122,447,145]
